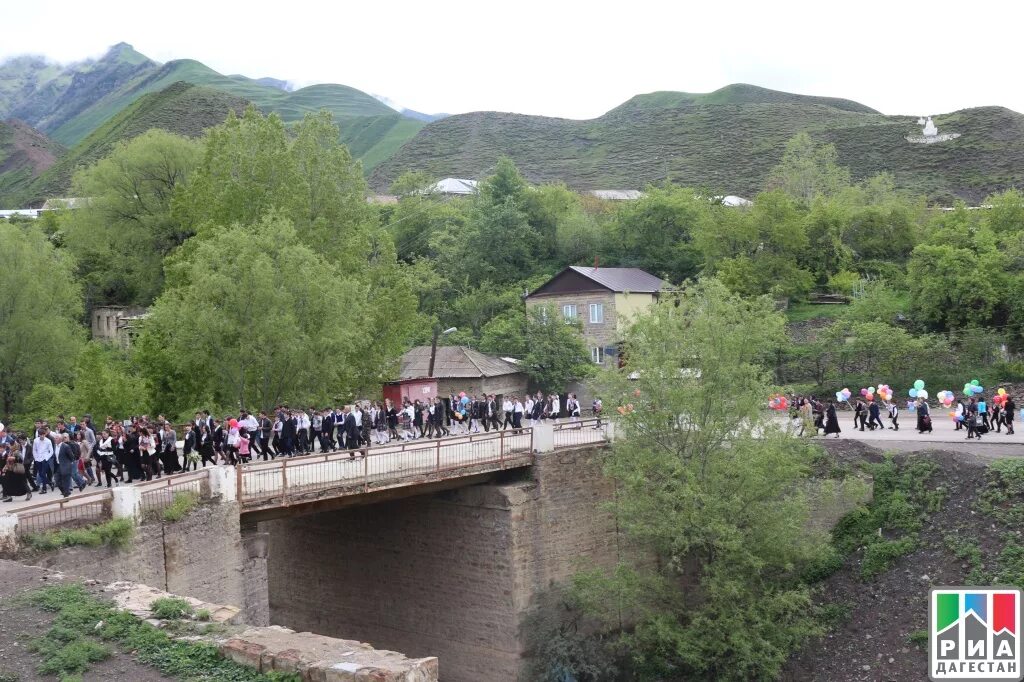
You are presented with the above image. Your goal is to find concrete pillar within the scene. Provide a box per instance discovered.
[0,513,17,552]
[112,486,142,523]
[209,465,238,502]
[533,423,554,453]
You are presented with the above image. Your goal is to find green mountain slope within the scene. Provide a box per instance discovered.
[0,119,65,202]
[15,82,247,206]
[370,89,1024,203]
[0,43,157,141]
[0,44,425,174]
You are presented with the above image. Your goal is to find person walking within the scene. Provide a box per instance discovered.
[868,400,884,431]
[95,430,116,487]
[32,428,55,494]
[823,400,841,438]
[1005,395,1016,435]
[916,398,933,434]
[887,400,899,431]
[55,434,79,497]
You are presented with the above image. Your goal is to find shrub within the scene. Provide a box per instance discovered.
[150,597,194,620]
[24,518,135,552]
[861,538,918,578]
[161,491,200,522]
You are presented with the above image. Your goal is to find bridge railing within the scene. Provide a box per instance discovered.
[237,427,534,508]
[552,418,610,448]
[14,488,114,538]
[136,470,211,518]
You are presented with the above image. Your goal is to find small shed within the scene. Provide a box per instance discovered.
[395,345,528,399]
[383,377,438,407]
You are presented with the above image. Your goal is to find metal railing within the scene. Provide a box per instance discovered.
[552,418,610,448]
[136,470,211,517]
[238,427,534,508]
[14,488,114,537]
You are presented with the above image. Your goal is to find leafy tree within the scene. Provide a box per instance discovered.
[0,222,83,419]
[907,243,1008,330]
[138,214,382,415]
[63,129,202,307]
[802,196,852,283]
[523,306,593,392]
[570,280,828,680]
[479,156,526,205]
[984,189,1024,234]
[178,106,302,232]
[607,186,707,283]
[388,170,434,196]
[767,132,851,203]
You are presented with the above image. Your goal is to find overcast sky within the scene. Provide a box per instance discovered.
[4,0,1021,120]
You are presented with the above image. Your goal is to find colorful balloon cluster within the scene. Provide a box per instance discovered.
[908,379,929,400]
[992,387,1009,407]
[963,379,984,397]
[768,394,789,411]
[876,384,893,401]
[936,390,955,407]
[835,387,852,402]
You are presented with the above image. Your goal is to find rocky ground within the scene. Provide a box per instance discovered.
[783,440,1021,682]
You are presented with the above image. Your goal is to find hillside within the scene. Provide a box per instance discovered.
[0,43,157,142]
[13,82,247,206]
[0,119,64,201]
[371,89,1024,203]
[0,44,425,173]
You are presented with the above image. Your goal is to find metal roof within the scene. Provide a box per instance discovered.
[427,178,478,195]
[588,189,645,201]
[565,266,668,293]
[398,345,524,380]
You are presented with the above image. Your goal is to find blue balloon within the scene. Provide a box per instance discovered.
[909,388,918,398]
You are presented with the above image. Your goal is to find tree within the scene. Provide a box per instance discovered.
[63,129,202,307]
[608,186,708,283]
[138,214,377,415]
[523,306,593,392]
[568,280,830,680]
[767,132,851,203]
[907,243,1008,330]
[0,222,83,419]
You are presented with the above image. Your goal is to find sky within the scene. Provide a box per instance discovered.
[3,0,1022,120]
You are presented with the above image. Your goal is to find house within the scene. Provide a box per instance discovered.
[91,305,148,347]
[525,266,669,367]
[391,345,528,400]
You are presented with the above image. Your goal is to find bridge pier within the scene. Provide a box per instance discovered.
[258,442,620,682]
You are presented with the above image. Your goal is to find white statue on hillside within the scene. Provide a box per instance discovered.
[923,116,938,137]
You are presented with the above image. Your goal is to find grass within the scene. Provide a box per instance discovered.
[161,491,200,522]
[907,629,929,646]
[23,583,299,682]
[977,459,1024,525]
[150,597,193,620]
[830,456,942,579]
[785,302,847,323]
[943,534,988,585]
[24,518,135,552]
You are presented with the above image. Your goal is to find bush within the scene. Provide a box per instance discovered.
[150,597,193,620]
[802,546,845,583]
[161,491,200,522]
[24,518,135,552]
[861,537,918,578]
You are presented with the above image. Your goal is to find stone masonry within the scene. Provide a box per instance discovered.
[260,443,622,682]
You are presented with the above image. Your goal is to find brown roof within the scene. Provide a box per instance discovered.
[398,346,524,380]
[529,266,668,297]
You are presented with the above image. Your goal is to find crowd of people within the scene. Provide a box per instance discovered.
[0,391,601,503]
[789,392,1016,440]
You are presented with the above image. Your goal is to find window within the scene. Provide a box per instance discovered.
[591,346,605,365]
[562,304,578,322]
[589,303,604,323]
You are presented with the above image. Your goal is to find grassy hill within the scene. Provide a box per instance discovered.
[370,87,1024,203]
[12,82,247,206]
[0,119,64,202]
[0,44,425,174]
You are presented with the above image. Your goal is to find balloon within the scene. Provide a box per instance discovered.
[842,388,851,397]
[836,391,846,402]
[918,389,928,399]
[459,391,466,397]
[860,388,868,396]
[999,388,1007,396]
[972,379,980,386]
[461,396,470,405]
[868,386,876,394]
[974,385,984,394]
[914,379,925,390]
[229,419,238,428]
[909,388,918,398]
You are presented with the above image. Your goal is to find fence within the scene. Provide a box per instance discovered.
[238,427,534,508]
[552,418,611,449]
[14,489,114,537]
[136,470,211,518]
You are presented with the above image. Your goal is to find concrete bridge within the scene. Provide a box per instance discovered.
[1,419,618,681]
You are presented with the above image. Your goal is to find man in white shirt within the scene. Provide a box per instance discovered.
[513,398,525,432]
[33,428,55,494]
[551,395,561,424]
[502,397,514,430]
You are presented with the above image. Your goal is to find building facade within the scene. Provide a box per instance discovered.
[525,266,668,368]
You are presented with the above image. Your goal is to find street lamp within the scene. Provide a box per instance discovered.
[428,326,458,378]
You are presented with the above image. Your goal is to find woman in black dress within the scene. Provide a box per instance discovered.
[823,400,841,439]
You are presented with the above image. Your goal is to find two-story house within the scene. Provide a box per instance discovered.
[525,266,668,367]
